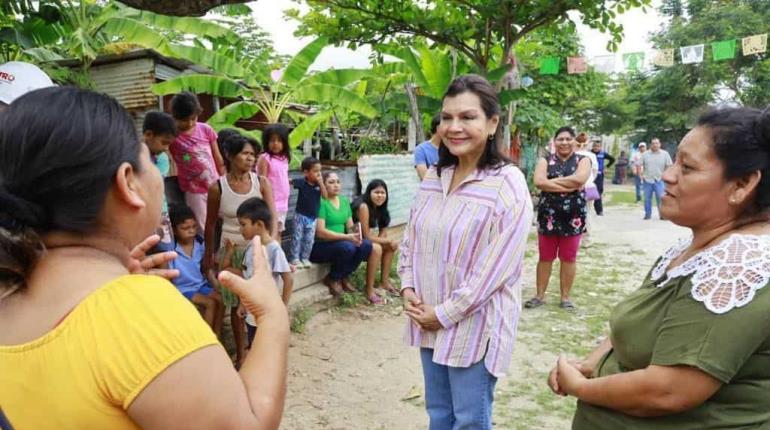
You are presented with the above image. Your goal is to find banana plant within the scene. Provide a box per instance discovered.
[152,37,378,148]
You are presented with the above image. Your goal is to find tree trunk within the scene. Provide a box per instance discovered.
[117,0,247,16]
[405,83,425,144]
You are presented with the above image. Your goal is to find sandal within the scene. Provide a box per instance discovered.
[524,297,545,309]
[341,278,357,293]
[368,294,385,305]
[559,300,576,311]
[323,276,343,297]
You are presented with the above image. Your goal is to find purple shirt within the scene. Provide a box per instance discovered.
[398,164,533,377]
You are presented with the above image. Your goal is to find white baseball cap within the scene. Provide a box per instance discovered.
[638,142,647,147]
[0,61,55,105]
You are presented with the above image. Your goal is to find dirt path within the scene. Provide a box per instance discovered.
[282,184,688,430]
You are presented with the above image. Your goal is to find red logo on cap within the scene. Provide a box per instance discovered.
[0,72,15,83]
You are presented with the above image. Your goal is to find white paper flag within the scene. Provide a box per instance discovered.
[680,44,705,64]
[652,49,675,67]
[742,34,768,55]
[590,55,616,73]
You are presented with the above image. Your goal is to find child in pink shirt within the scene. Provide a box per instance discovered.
[169,92,225,232]
[257,124,291,240]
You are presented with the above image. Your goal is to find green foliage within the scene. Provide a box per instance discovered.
[588,0,770,145]
[342,135,401,159]
[290,306,315,333]
[289,0,650,72]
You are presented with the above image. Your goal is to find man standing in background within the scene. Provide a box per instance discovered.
[590,138,615,216]
[640,138,672,220]
[414,114,442,181]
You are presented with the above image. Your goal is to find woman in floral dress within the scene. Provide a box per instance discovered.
[525,126,591,310]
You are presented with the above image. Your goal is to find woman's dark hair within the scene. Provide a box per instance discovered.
[301,156,320,172]
[697,105,770,213]
[236,197,272,227]
[262,123,291,161]
[222,134,258,172]
[170,91,201,120]
[354,179,391,229]
[554,126,576,139]
[321,170,338,183]
[430,113,441,135]
[169,204,196,229]
[217,128,241,158]
[143,111,178,136]
[436,74,508,176]
[0,86,142,298]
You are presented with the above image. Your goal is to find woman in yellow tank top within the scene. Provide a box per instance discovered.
[0,87,289,430]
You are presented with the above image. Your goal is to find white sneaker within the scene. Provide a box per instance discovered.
[301,259,312,268]
[290,260,301,268]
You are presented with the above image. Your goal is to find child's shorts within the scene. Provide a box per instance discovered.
[183,284,215,300]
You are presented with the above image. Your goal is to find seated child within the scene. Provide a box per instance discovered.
[168,205,225,336]
[222,197,293,349]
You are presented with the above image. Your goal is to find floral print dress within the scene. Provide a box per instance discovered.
[537,153,587,237]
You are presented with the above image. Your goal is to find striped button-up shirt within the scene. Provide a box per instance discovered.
[399,164,532,377]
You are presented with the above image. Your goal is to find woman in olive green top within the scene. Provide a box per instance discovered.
[310,171,382,304]
[549,106,770,429]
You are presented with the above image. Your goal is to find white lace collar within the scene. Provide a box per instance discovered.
[651,234,770,314]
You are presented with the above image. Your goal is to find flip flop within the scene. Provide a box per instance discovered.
[524,297,545,309]
[560,300,576,311]
[380,284,400,297]
[369,294,385,305]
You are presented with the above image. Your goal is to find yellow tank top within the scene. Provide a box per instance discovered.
[0,275,219,429]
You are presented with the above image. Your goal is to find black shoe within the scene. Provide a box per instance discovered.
[643,216,651,220]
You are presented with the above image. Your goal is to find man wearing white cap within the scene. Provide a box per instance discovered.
[630,142,647,202]
[0,61,55,110]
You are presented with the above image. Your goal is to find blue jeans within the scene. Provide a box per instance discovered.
[634,175,642,201]
[309,239,372,281]
[420,348,497,430]
[290,213,316,261]
[643,179,665,218]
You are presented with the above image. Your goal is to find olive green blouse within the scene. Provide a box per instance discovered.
[573,234,770,430]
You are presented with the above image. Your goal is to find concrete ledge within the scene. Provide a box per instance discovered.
[287,224,405,312]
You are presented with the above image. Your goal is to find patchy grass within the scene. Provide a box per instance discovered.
[290,306,315,334]
[492,239,647,428]
[605,189,638,206]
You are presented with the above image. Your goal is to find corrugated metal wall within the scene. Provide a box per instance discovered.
[357,154,419,227]
[89,58,157,110]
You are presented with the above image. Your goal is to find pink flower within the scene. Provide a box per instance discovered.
[571,218,583,229]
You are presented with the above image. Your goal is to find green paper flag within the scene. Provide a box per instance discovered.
[712,39,736,61]
[622,52,645,71]
[540,57,560,75]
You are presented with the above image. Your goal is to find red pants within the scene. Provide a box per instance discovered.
[538,234,582,263]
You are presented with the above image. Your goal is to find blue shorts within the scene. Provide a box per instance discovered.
[182,284,215,300]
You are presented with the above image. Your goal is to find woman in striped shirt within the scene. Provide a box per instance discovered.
[399,74,533,429]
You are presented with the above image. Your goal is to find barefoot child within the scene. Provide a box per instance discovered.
[257,124,291,240]
[168,205,225,337]
[222,197,293,349]
[142,111,177,248]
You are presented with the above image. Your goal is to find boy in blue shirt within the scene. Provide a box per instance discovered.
[142,111,177,248]
[414,114,441,180]
[289,157,327,268]
[167,205,224,336]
